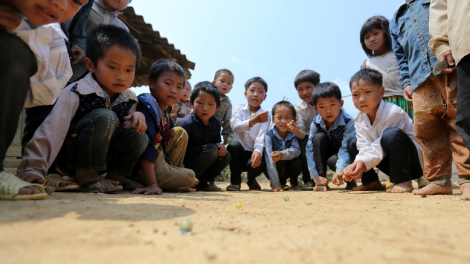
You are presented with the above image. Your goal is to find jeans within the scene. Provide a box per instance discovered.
[298,136,313,184]
[347,127,423,185]
[227,141,266,186]
[57,109,148,177]
[313,132,339,177]
[185,143,231,188]
[0,31,37,171]
[457,55,470,153]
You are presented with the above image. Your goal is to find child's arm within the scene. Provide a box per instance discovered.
[251,111,271,168]
[221,104,233,145]
[286,120,305,140]
[131,160,163,195]
[305,122,328,186]
[294,105,306,139]
[264,134,283,192]
[390,16,411,95]
[333,119,356,185]
[428,1,453,66]
[230,105,251,133]
[17,86,80,182]
[68,0,94,65]
[279,136,301,161]
[123,111,147,134]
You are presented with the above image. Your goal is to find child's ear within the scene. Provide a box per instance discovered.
[147,79,154,89]
[340,100,344,108]
[212,80,217,84]
[380,86,385,98]
[244,90,248,98]
[84,58,95,73]
[313,105,318,111]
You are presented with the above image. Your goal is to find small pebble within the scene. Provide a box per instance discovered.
[421,195,427,198]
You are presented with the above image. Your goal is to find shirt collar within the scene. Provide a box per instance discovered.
[314,109,346,130]
[297,100,314,110]
[242,104,264,115]
[75,73,137,103]
[356,99,385,126]
[273,127,296,142]
[191,112,216,127]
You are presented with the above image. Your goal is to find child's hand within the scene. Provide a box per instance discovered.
[251,151,262,168]
[269,186,284,192]
[223,136,229,145]
[332,172,344,186]
[286,120,298,133]
[343,161,367,181]
[0,5,22,30]
[313,176,328,187]
[250,111,269,126]
[216,143,226,156]
[131,183,163,195]
[270,151,282,163]
[123,112,147,134]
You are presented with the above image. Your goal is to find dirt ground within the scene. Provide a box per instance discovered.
[1,177,469,264]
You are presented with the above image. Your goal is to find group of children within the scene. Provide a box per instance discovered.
[1,0,470,201]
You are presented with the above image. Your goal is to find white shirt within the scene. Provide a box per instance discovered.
[295,100,317,135]
[354,100,423,171]
[230,104,271,155]
[364,51,403,98]
[13,21,72,108]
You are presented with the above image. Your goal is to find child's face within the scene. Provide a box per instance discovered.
[364,28,386,53]
[245,82,267,108]
[13,0,86,26]
[273,105,294,133]
[85,44,136,100]
[181,83,191,102]
[351,80,384,116]
[192,91,218,123]
[103,0,131,11]
[314,96,344,126]
[296,82,315,104]
[213,72,233,96]
[148,71,184,108]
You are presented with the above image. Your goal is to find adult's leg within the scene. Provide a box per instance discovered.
[227,141,247,186]
[347,138,383,191]
[412,75,453,195]
[379,127,422,193]
[0,31,37,172]
[298,136,312,184]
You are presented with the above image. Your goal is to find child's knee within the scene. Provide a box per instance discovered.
[205,144,220,161]
[313,132,328,144]
[87,109,119,126]
[381,127,405,145]
[170,127,188,146]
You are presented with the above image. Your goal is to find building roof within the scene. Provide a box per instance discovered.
[118,6,195,87]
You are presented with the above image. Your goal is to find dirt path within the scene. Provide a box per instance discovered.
[0,182,469,264]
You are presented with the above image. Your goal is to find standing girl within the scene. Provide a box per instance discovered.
[360,16,414,119]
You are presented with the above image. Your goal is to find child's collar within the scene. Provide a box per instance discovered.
[75,73,137,103]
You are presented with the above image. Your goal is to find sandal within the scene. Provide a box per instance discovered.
[248,180,261,191]
[300,182,314,191]
[121,180,143,191]
[45,174,79,192]
[282,185,291,191]
[0,171,47,200]
[226,184,240,191]
[79,179,123,193]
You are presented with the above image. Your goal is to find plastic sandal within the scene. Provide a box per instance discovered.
[0,171,47,200]
[45,174,79,192]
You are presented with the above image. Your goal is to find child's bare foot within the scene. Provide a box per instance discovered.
[345,180,357,190]
[191,178,200,188]
[353,180,384,191]
[412,183,452,195]
[459,183,470,200]
[313,186,327,191]
[17,173,45,184]
[386,181,413,193]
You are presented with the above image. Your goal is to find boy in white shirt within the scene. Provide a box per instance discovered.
[226,77,271,191]
[344,69,424,193]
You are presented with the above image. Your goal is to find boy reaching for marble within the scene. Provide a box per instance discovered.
[343,69,424,193]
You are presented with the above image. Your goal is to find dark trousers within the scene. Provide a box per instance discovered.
[227,141,266,185]
[57,109,148,177]
[0,30,37,171]
[274,158,302,186]
[313,132,339,176]
[22,105,55,153]
[347,127,423,185]
[456,55,470,151]
[299,136,312,183]
[185,143,231,188]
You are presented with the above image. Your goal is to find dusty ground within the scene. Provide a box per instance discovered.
[1,178,469,264]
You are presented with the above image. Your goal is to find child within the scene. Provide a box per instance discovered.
[305,82,357,192]
[264,101,302,192]
[213,69,234,145]
[226,77,271,191]
[360,15,413,119]
[0,0,84,199]
[170,81,192,123]
[70,0,131,83]
[343,69,424,193]
[177,82,231,192]
[131,59,196,195]
[293,70,320,189]
[17,25,148,193]
[391,0,470,199]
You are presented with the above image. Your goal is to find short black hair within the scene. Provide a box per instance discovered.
[360,16,393,57]
[245,77,268,92]
[294,70,321,88]
[86,24,141,68]
[148,59,186,87]
[214,69,234,83]
[190,81,221,107]
[349,69,383,89]
[272,101,296,120]
[312,82,342,106]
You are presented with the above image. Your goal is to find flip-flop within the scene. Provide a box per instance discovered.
[226,184,240,191]
[79,179,123,193]
[0,171,48,200]
[45,174,79,192]
[282,185,291,190]
[301,186,314,191]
